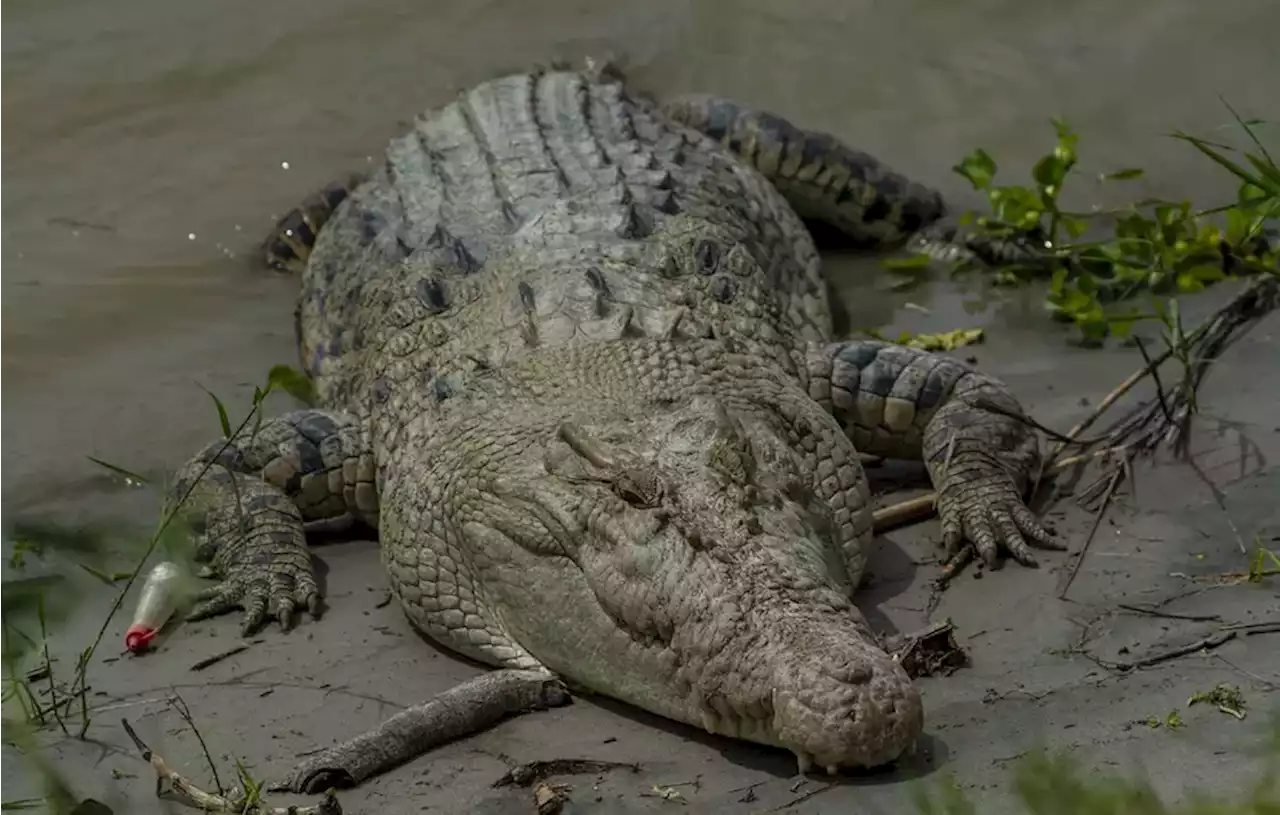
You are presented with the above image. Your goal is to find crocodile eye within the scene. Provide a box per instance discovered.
[694,239,721,274]
[612,466,664,509]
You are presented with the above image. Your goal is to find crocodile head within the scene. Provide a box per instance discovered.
[409,389,923,772]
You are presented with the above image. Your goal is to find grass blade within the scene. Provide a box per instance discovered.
[1171,131,1280,196]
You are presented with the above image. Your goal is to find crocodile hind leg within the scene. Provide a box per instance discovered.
[172,409,377,633]
[662,95,947,247]
[806,340,1065,573]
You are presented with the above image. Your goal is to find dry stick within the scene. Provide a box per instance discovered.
[762,782,836,813]
[278,669,572,795]
[120,718,341,815]
[1116,603,1221,623]
[189,645,249,672]
[1109,630,1236,671]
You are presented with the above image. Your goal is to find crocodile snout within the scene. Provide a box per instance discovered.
[769,640,923,773]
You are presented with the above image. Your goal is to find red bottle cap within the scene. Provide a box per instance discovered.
[125,624,157,654]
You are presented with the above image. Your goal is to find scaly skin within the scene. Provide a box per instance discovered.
[173,63,1062,774]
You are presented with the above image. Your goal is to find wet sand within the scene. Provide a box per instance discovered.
[3,0,1278,811]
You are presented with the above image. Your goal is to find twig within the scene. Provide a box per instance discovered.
[190,645,249,672]
[1056,462,1125,600]
[1094,611,1280,673]
[760,782,835,812]
[1109,630,1236,671]
[1223,620,1280,635]
[1116,604,1221,623]
[121,718,341,814]
[168,692,224,795]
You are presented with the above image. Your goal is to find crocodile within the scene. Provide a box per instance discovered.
[170,61,1063,783]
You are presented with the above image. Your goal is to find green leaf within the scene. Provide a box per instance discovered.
[202,388,232,439]
[1051,117,1079,150]
[1172,131,1280,196]
[1246,152,1280,188]
[1061,216,1089,239]
[1218,95,1275,168]
[880,254,933,271]
[1175,272,1205,294]
[1099,168,1145,182]
[266,365,316,407]
[952,149,998,190]
[1033,154,1068,192]
[902,327,985,352]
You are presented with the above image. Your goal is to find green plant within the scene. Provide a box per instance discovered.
[932,102,1278,345]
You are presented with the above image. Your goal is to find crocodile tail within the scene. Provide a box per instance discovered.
[661,94,946,247]
[261,172,368,274]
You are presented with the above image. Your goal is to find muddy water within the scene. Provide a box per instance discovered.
[4,0,1278,513]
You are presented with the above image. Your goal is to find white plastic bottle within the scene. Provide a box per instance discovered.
[124,561,184,653]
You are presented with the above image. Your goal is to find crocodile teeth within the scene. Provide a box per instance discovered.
[656,307,686,340]
[793,750,814,776]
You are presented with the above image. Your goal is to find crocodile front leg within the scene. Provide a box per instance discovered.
[661,94,946,248]
[172,409,377,633]
[806,341,1064,569]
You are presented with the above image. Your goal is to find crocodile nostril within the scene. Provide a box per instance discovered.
[827,661,874,685]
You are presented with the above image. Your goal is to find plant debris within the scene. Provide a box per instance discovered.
[884,619,969,678]
[1188,683,1247,720]
[533,781,572,815]
[861,326,986,352]
[493,758,641,788]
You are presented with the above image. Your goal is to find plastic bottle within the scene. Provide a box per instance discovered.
[125,561,184,654]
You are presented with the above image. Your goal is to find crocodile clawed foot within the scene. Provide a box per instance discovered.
[935,464,1065,571]
[188,567,322,636]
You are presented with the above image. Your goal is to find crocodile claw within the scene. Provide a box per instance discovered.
[935,461,1063,569]
[189,564,321,636]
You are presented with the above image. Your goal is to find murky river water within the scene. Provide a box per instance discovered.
[4,0,1278,512]
[2,0,1278,806]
